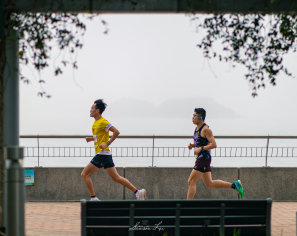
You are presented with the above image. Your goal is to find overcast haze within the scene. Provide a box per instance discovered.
[19,14,297,137]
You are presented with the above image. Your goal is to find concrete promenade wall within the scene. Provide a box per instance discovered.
[240,167,297,200]
[25,167,297,201]
[124,167,238,200]
[25,167,125,201]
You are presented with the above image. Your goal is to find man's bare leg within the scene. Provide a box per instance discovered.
[187,169,203,200]
[105,167,137,193]
[202,172,232,188]
[81,163,99,196]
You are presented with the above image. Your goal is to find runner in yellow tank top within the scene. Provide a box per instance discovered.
[92,117,112,154]
[81,99,146,201]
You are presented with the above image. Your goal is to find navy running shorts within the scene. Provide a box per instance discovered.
[90,154,115,169]
[193,157,211,173]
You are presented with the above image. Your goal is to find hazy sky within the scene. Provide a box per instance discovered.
[19,14,297,137]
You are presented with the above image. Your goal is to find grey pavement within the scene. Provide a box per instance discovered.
[25,202,297,236]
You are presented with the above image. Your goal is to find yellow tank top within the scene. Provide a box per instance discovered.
[92,117,112,154]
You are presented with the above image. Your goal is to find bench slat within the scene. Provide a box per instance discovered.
[86,208,266,217]
[86,215,266,226]
[86,225,267,236]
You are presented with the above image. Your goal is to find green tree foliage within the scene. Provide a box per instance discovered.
[10,12,107,97]
[7,12,297,98]
[192,14,297,96]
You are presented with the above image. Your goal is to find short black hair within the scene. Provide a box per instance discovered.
[194,108,206,120]
[94,99,107,114]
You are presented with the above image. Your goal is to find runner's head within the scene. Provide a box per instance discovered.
[94,99,107,114]
[194,108,206,121]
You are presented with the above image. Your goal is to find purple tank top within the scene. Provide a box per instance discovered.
[193,123,211,160]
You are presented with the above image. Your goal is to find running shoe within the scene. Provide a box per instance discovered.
[234,180,244,198]
[135,189,146,200]
[90,196,100,201]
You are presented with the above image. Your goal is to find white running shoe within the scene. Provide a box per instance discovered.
[135,189,146,200]
[90,196,100,201]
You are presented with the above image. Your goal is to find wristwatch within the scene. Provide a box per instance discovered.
[107,141,111,146]
[201,146,204,151]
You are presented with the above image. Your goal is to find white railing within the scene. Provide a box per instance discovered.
[20,135,297,167]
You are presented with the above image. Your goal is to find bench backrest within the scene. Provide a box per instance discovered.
[81,199,272,236]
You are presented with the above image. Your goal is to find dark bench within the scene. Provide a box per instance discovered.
[81,198,272,236]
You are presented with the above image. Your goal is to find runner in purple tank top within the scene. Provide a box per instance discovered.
[187,108,244,199]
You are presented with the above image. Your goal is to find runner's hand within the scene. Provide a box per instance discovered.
[188,143,193,150]
[99,144,109,149]
[194,147,202,155]
[85,137,93,142]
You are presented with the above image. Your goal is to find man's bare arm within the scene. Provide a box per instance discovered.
[108,126,120,144]
[203,128,217,150]
[98,126,120,149]
[194,128,217,155]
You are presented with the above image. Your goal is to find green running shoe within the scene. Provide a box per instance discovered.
[234,180,244,198]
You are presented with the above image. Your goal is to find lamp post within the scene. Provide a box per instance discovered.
[5,146,25,236]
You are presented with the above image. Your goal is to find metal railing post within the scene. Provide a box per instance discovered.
[265,135,270,167]
[152,135,155,167]
[37,135,40,167]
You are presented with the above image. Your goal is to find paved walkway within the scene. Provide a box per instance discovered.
[25,202,297,236]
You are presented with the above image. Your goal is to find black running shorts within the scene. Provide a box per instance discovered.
[90,154,115,169]
[193,157,211,173]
